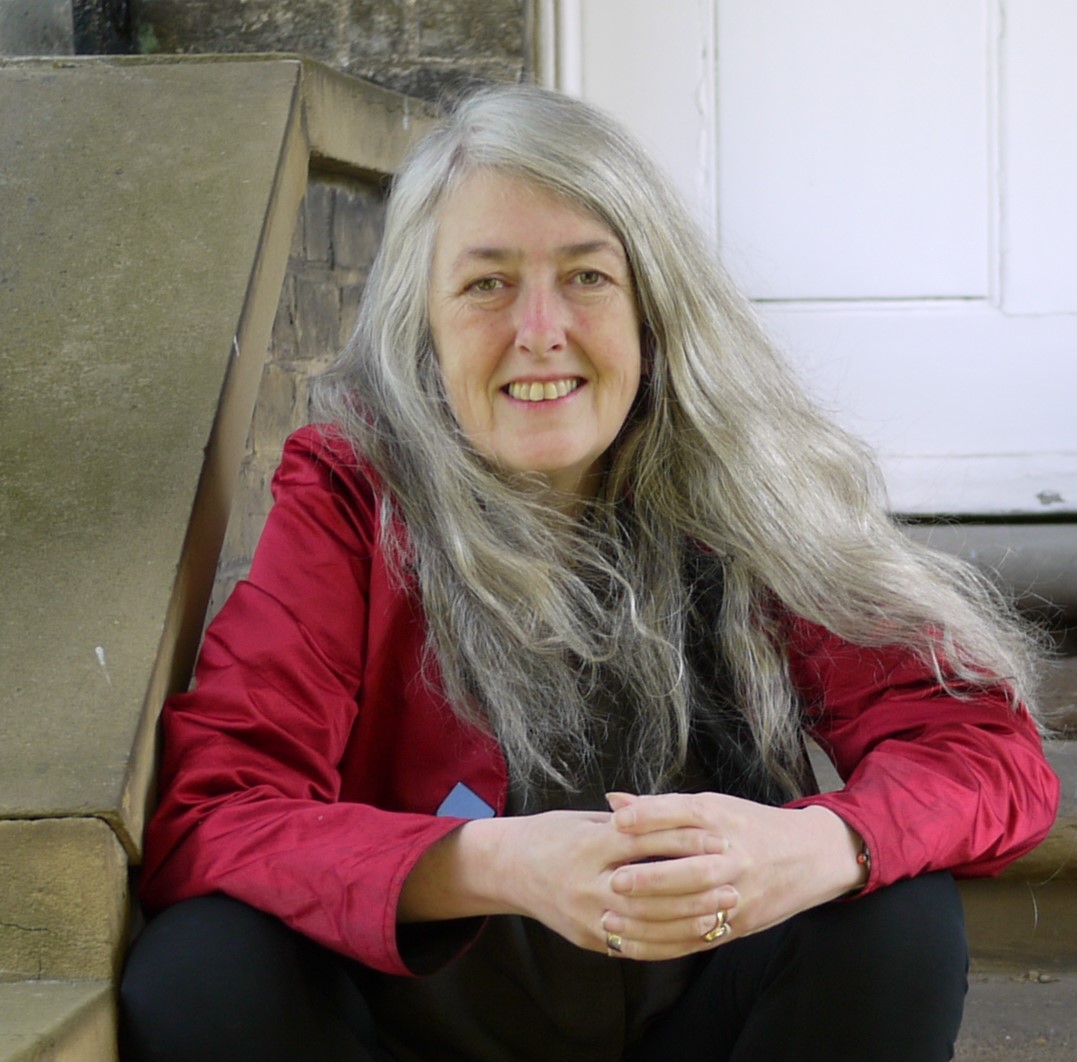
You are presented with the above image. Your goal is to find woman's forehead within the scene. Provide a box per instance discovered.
[431,169,625,264]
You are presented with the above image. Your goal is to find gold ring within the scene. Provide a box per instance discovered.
[702,909,730,943]
[606,932,624,955]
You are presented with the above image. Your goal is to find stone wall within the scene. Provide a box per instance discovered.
[208,173,387,616]
[0,0,133,54]
[133,0,529,101]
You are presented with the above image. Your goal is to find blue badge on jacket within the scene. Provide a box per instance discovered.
[437,782,496,819]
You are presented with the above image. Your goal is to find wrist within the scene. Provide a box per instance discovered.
[398,816,515,923]
[797,805,868,899]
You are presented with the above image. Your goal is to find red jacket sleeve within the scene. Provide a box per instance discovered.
[139,427,480,975]
[783,616,1060,893]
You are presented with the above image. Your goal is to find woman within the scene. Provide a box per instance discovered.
[121,85,1059,1061]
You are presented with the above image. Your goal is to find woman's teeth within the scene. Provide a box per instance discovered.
[507,379,580,402]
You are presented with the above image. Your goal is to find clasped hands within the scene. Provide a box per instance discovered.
[497,791,864,962]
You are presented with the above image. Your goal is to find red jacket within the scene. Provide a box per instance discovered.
[140,426,1060,975]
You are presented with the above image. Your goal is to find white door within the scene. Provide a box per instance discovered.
[539,0,1077,516]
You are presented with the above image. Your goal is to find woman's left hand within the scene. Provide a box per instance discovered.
[600,791,865,957]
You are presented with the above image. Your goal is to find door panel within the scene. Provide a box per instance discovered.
[548,0,1077,514]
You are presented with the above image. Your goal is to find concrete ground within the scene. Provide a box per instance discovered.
[955,970,1076,1061]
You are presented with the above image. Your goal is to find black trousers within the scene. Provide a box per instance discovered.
[120,872,967,1061]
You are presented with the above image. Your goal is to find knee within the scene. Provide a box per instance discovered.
[120,895,381,1062]
[119,895,307,1061]
[798,872,968,997]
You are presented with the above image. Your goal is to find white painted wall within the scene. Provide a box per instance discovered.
[539,0,1077,516]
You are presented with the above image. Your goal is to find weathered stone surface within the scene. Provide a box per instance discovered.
[348,0,409,60]
[0,981,115,1062]
[247,363,312,455]
[0,0,74,55]
[0,819,127,981]
[294,272,343,357]
[2,0,134,56]
[73,0,132,54]
[332,180,385,272]
[1041,657,1077,735]
[958,972,1077,1061]
[206,171,387,610]
[136,0,348,62]
[134,0,528,101]
[417,0,522,59]
[302,180,336,265]
[0,58,307,847]
[962,877,1077,970]
[346,55,518,102]
[0,57,418,859]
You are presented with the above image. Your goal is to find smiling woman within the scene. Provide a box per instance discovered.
[428,169,642,500]
[120,85,1059,1062]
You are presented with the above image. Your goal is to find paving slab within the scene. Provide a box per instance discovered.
[957,970,1077,1061]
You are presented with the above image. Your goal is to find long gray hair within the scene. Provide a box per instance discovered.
[315,84,1039,801]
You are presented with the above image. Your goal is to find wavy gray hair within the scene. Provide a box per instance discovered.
[315,84,1039,801]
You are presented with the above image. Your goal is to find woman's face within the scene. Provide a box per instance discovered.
[428,169,642,500]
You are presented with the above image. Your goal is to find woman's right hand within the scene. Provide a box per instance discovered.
[398,808,740,960]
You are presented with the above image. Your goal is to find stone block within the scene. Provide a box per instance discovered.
[73,0,133,54]
[962,877,1077,970]
[270,272,299,359]
[0,58,308,850]
[331,177,385,272]
[0,0,74,55]
[345,56,518,103]
[348,0,409,60]
[136,0,348,61]
[417,0,522,59]
[0,818,127,981]
[303,179,335,266]
[0,981,116,1062]
[248,362,311,455]
[295,273,343,361]
[337,283,365,347]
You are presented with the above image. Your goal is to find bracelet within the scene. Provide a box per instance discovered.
[855,839,872,886]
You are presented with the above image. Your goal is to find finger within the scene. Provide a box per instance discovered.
[603,907,736,947]
[608,824,728,867]
[602,884,739,930]
[610,852,735,899]
[601,918,738,962]
[611,792,726,835]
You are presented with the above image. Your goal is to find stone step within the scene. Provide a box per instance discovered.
[1042,655,1077,735]
[960,737,1077,965]
[0,981,115,1062]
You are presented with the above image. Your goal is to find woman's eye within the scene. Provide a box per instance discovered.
[469,277,504,293]
[574,270,606,287]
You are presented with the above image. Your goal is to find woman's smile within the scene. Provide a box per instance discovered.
[504,377,582,402]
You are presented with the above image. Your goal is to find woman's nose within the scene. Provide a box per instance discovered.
[514,282,567,357]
